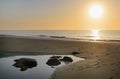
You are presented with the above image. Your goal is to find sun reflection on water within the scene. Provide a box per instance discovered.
[91,29,100,40]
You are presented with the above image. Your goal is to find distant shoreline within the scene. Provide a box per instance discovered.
[0,34,120,43]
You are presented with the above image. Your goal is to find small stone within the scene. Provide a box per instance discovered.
[71,52,80,55]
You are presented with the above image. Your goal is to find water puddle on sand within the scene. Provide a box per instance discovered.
[0,55,84,79]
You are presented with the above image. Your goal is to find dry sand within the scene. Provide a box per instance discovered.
[0,36,120,79]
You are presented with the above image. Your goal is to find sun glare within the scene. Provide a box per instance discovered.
[89,5,103,19]
[92,29,100,40]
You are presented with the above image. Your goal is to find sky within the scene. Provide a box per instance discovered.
[0,0,120,30]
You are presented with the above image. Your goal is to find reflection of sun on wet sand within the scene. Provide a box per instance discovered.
[0,36,120,79]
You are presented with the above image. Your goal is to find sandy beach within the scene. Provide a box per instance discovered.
[0,36,120,79]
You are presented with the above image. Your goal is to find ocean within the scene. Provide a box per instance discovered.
[0,30,120,41]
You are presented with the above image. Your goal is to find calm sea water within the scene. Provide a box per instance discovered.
[0,30,120,41]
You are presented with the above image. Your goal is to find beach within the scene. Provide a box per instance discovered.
[0,36,120,79]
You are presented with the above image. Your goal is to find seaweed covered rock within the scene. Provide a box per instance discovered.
[46,58,61,66]
[62,56,73,62]
[13,58,37,71]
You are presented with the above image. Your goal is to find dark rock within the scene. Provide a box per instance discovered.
[60,59,63,61]
[13,58,37,71]
[80,56,87,59]
[109,77,113,79]
[50,56,62,59]
[62,56,73,62]
[71,51,80,55]
[46,58,61,66]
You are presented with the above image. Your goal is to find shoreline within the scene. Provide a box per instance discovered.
[0,35,120,79]
[0,35,120,54]
[1,34,120,43]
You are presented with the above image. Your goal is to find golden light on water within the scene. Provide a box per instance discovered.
[89,5,103,19]
[91,29,100,40]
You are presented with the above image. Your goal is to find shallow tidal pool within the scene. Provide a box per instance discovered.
[0,55,84,79]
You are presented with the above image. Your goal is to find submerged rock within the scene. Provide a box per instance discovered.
[13,58,37,71]
[46,58,61,66]
[62,56,73,62]
[50,56,62,59]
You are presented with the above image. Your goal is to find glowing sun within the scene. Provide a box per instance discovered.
[89,5,103,19]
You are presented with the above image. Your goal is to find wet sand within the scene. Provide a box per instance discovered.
[0,36,120,79]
